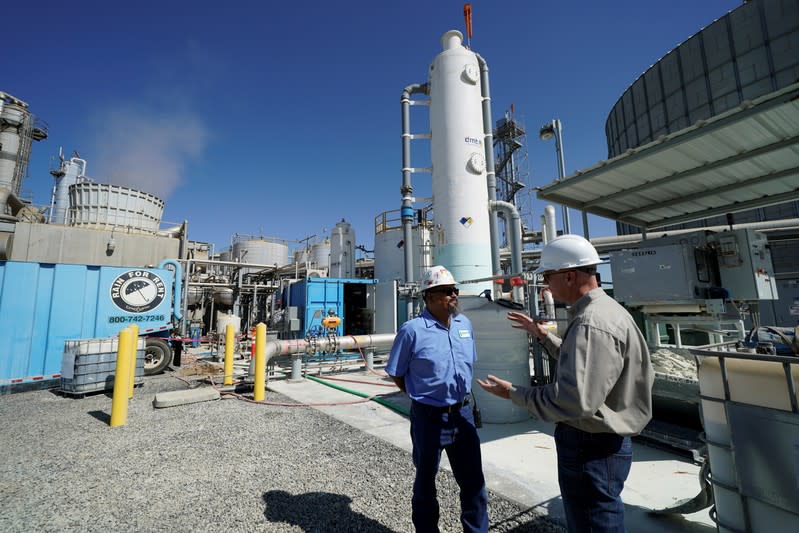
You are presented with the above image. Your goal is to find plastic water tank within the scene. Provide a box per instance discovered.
[217,312,240,335]
[460,295,530,423]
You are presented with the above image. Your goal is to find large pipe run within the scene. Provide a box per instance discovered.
[248,334,397,380]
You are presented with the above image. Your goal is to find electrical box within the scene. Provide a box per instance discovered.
[708,229,779,301]
[610,242,717,305]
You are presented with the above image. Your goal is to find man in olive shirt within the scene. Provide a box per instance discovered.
[478,234,653,533]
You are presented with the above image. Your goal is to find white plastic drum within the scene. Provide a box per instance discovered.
[460,295,530,423]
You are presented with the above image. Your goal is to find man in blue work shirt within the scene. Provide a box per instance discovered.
[386,265,488,533]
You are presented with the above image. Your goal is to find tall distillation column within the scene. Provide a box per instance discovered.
[428,31,492,296]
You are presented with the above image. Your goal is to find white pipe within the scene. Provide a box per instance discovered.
[543,288,555,319]
[544,205,557,242]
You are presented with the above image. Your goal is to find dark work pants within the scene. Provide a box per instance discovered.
[554,423,633,533]
[409,400,489,533]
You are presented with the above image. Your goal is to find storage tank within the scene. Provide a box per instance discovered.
[231,235,289,272]
[50,157,87,225]
[213,287,234,307]
[461,296,530,423]
[68,182,164,234]
[308,240,330,269]
[374,209,433,284]
[216,312,241,335]
[293,248,308,265]
[330,219,355,278]
[428,30,492,296]
[0,94,27,193]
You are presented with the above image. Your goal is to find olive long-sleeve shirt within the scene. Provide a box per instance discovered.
[509,288,654,436]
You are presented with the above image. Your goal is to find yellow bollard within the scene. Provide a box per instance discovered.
[254,323,266,401]
[110,328,133,427]
[128,324,139,399]
[223,323,235,386]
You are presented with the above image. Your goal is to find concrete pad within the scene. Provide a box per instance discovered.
[267,371,716,532]
[153,387,221,408]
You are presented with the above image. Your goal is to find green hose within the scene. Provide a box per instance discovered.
[305,374,410,417]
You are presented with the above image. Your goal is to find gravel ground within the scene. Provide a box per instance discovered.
[0,370,564,532]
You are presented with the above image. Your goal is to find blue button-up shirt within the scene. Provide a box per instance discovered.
[386,309,477,407]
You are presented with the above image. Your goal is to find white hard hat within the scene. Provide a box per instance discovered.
[420,265,457,292]
[534,234,601,274]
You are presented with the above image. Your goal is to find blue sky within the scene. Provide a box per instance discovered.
[4,0,741,258]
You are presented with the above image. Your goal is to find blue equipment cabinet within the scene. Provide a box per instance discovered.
[287,277,376,338]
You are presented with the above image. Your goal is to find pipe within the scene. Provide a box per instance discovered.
[0,188,25,217]
[588,218,799,252]
[475,53,502,293]
[158,259,183,321]
[248,333,397,379]
[400,83,428,321]
[489,200,523,303]
[544,205,557,242]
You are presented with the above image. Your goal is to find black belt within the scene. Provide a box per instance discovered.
[414,397,470,414]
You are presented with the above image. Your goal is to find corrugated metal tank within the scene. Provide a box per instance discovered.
[330,220,355,278]
[231,237,289,268]
[429,30,492,295]
[68,182,164,234]
[308,240,330,269]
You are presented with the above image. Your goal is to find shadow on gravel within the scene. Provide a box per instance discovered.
[88,410,110,424]
[263,489,397,532]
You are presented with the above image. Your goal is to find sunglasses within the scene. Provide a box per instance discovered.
[428,286,459,296]
[541,271,566,282]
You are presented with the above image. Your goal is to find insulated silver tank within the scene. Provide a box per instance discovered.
[0,94,29,193]
[231,236,289,271]
[68,182,164,234]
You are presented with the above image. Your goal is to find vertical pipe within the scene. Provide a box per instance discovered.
[127,324,139,399]
[401,83,427,321]
[291,353,303,381]
[553,120,571,234]
[366,348,374,371]
[254,323,266,401]
[224,323,235,386]
[476,54,501,290]
[110,328,133,427]
[544,205,557,242]
[582,210,590,239]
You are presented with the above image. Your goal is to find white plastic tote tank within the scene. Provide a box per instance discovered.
[429,30,492,296]
[460,296,530,423]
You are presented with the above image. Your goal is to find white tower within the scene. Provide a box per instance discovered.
[429,31,492,295]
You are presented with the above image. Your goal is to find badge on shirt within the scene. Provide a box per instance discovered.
[458,329,471,338]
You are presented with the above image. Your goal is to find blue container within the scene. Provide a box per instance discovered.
[0,261,177,391]
[287,277,376,338]
[190,326,201,348]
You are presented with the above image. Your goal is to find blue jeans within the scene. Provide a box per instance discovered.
[409,400,488,533]
[554,423,632,533]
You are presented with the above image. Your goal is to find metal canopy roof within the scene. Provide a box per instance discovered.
[536,82,799,231]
